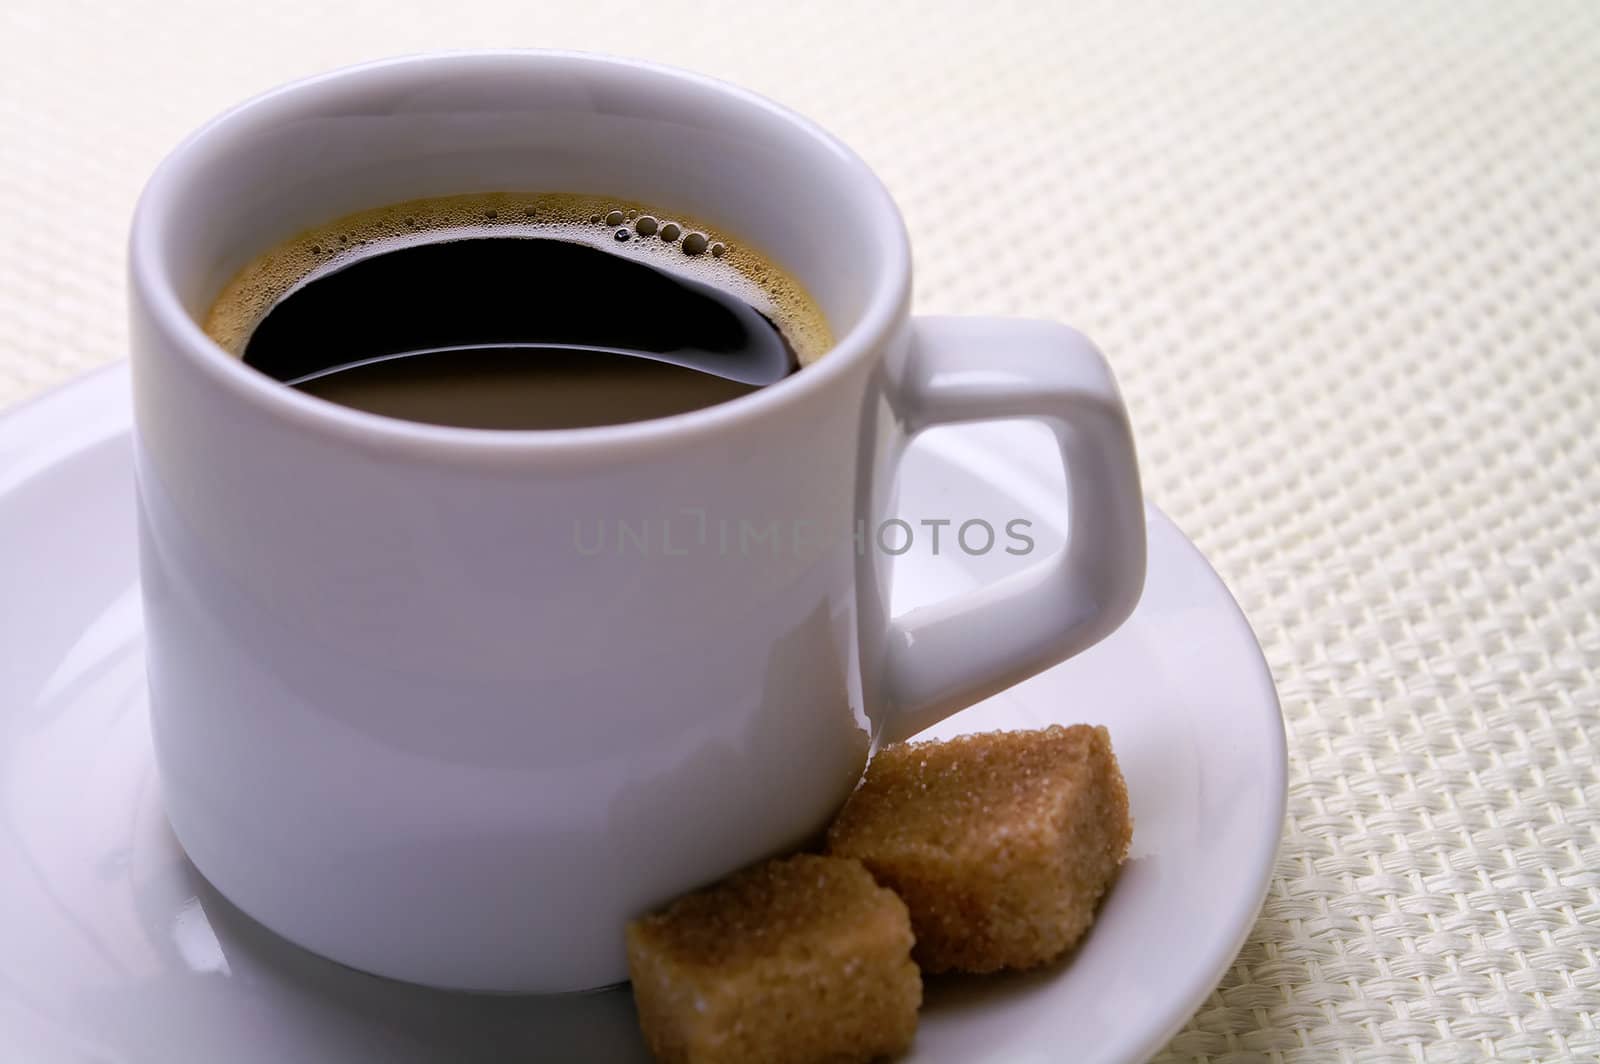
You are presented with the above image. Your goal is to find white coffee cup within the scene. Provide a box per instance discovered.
[129,51,1146,993]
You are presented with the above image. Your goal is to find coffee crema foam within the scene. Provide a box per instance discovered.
[204,191,833,365]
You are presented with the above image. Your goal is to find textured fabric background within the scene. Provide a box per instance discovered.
[2,1,1597,1060]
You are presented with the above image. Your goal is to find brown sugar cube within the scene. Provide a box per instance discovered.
[626,854,921,1064]
[827,724,1131,974]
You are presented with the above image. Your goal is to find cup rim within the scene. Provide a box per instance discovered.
[128,50,911,461]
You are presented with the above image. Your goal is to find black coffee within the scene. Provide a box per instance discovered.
[206,193,831,429]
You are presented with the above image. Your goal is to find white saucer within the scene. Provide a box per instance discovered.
[0,364,1284,1064]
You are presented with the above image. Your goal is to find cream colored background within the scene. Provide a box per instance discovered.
[2,1,1597,1060]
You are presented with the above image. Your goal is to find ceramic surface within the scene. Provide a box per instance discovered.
[0,366,1282,1062]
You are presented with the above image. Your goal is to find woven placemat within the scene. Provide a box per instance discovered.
[3,1,1596,1059]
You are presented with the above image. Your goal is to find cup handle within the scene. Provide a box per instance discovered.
[877,317,1147,743]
